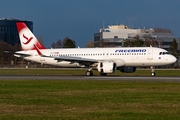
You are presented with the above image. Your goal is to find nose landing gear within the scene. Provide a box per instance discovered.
[150,66,156,76]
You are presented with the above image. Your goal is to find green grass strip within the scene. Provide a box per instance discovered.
[0,80,180,120]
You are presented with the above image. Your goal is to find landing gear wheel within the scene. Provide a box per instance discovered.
[151,72,156,76]
[150,66,156,77]
[85,71,93,76]
[100,72,107,76]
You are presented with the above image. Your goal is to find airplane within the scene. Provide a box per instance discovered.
[14,22,177,76]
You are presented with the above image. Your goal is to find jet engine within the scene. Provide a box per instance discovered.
[118,67,136,73]
[97,61,116,74]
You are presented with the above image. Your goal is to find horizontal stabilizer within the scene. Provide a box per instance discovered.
[3,51,13,54]
[4,51,31,57]
[14,52,32,57]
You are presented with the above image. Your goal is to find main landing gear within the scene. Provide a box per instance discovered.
[85,67,157,76]
[85,70,108,76]
[150,66,156,76]
[85,68,93,76]
[85,68,107,76]
[85,70,93,76]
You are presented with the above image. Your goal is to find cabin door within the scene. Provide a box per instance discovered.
[147,49,153,60]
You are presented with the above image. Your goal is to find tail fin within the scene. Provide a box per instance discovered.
[16,22,46,50]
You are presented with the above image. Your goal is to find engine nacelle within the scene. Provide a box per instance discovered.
[97,61,116,73]
[118,67,136,73]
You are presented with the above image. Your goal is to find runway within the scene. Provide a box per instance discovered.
[0,75,180,82]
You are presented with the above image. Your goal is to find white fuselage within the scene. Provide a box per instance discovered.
[16,47,176,67]
[15,47,176,68]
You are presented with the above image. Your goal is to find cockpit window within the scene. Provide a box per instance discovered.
[159,52,170,55]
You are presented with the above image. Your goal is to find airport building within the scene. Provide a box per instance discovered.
[0,18,33,45]
[94,24,180,50]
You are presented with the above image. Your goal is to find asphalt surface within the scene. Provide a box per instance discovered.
[0,75,180,82]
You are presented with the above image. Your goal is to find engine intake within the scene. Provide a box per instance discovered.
[97,61,116,73]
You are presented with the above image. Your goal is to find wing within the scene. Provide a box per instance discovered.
[53,56,99,66]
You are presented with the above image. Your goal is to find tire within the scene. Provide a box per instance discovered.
[86,71,93,76]
[151,72,156,76]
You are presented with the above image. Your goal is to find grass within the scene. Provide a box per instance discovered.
[0,68,180,76]
[0,80,180,120]
[0,68,180,119]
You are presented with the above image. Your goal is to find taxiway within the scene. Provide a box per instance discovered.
[0,75,179,82]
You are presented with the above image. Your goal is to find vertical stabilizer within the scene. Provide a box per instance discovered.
[16,22,46,50]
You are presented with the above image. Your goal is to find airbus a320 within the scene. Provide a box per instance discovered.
[14,22,177,76]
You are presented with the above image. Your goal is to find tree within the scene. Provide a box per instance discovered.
[124,39,133,47]
[56,39,62,48]
[103,40,116,47]
[133,36,143,47]
[86,40,94,48]
[143,35,162,47]
[51,37,76,48]
[0,41,21,67]
[133,39,143,47]
[51,42,56,48]
[63,37,76,48]
[169,38,179,57]
[169,38,179,67]
[51,39,62,48]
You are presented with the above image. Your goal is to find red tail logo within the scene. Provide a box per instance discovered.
[23,34,33,44]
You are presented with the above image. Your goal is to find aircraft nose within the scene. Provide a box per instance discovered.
[170,55,177,64]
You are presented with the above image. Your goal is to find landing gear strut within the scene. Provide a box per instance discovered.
[150,66,156,76]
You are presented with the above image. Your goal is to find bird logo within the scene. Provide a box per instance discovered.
[22,34,33,45]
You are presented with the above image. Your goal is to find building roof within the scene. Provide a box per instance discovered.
[108,25,129,29]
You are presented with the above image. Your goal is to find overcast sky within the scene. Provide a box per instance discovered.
[0,0,180,47]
